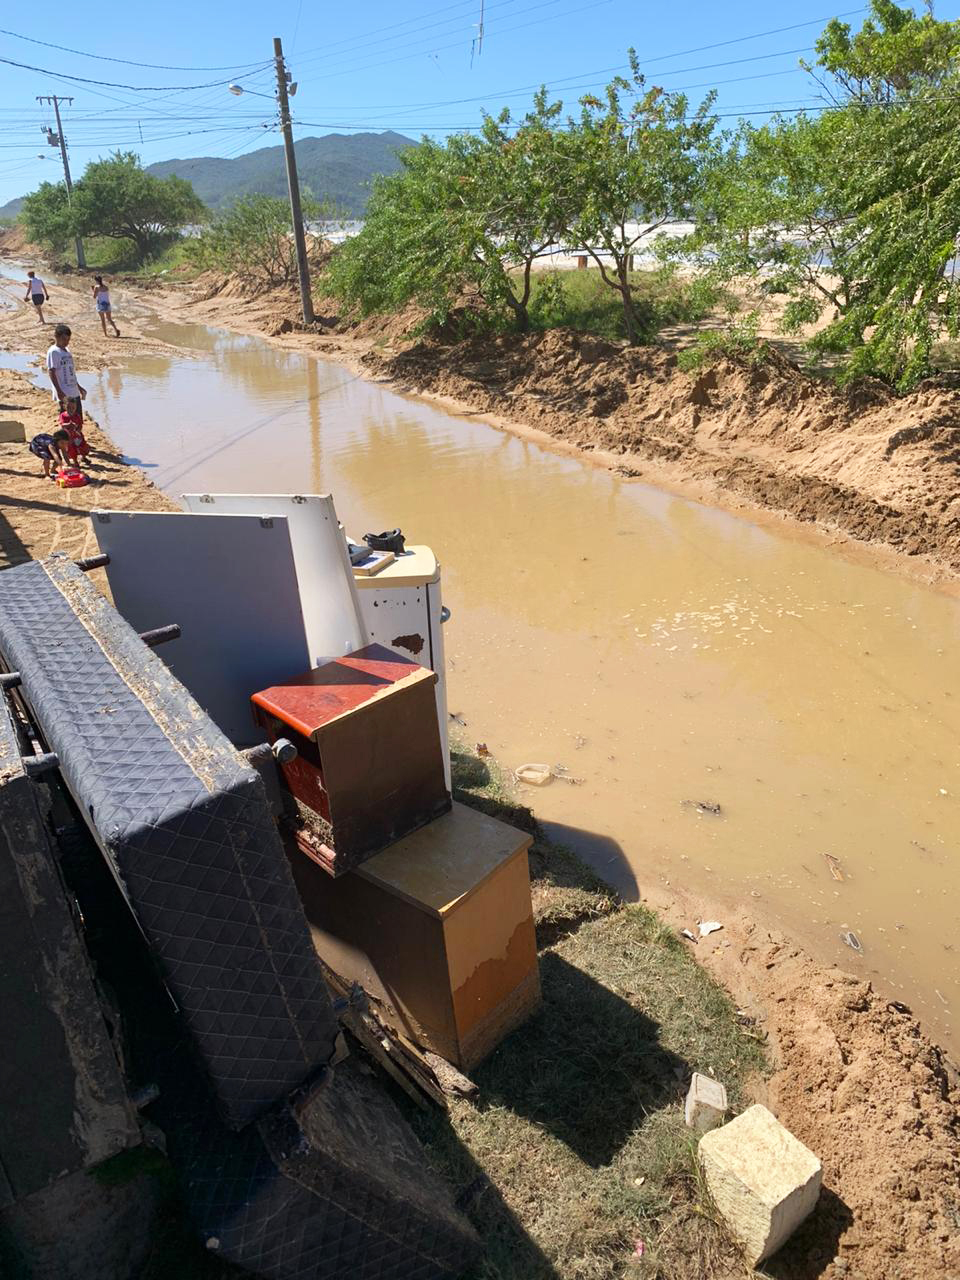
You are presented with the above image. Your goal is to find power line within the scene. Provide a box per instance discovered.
[294,0,520,60]
[293,0,532,68]
[298,0,616,83]
[0,28,270,73]
[0,54,260,92]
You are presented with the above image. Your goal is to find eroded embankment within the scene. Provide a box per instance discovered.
[360,330,960,576]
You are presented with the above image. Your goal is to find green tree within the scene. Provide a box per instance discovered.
[809,0,959,102]
[189,193,327,285]
[20,180,74,256]
[686,1,960,387]
[70,152,204,261]
[560,53,717,343]
[324,94,570,333]
[688,111,865,340]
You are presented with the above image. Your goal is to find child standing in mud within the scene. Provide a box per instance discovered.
[58,397,91,466]
[92,276,120,337]
[23,271,49,325]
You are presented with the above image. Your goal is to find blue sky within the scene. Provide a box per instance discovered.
[0,0,952,206]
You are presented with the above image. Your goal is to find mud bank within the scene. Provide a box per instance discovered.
[0,368,175,570]
[638,880,960,1280]
[363,330,960,581]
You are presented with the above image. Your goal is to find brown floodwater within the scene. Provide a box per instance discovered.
[86,314,960,1056]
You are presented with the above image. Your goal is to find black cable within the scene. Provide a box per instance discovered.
[0,28,269,73]
[0,54,257,92]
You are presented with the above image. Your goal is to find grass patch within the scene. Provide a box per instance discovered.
[527,267,721,343]
[46,236,200,280]
[676,317,771,374]
[408,742,767,1279]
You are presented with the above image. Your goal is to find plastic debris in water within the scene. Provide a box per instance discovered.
[514,762,552,786]
[840,930,862,953]
[823,852,845,882]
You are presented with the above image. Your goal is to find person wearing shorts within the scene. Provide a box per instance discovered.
[24,271,49,325]
[92,275,120,337]
[46,324,86,421]
[29,430,69,479]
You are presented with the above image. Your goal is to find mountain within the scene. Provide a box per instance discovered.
[0,196,24,220]
[145,131,416,216]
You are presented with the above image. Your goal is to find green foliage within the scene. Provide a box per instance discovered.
[324,92,569,333]
[20,180,74,255]
[21,152,204,265]
[324,64,716,344]
[810,0,960,101]
[188,193,326,285]
[681,2,960,389]
[676,315,768,372]
[559,51,717,343]
[528,266,719,342]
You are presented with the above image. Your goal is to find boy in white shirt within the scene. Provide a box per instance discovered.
[46,324,86,421]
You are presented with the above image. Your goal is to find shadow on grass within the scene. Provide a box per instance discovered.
[474,951,687,1168]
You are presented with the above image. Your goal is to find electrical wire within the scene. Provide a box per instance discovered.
[0,28,270,73]
[0,55,260,93]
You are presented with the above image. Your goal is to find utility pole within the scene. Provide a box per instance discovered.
[36,95,86,270]
[273,37,313,325]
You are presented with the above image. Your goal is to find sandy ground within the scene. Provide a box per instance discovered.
[2,241,959,1278]
[0,368,176,571]
[636,881,960,1280]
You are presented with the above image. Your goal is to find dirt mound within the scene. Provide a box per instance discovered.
[365,330,960,575]
[0,224,34,258]
[640,893,960,1280]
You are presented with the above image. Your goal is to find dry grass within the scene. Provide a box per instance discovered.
[403,745,767,1279]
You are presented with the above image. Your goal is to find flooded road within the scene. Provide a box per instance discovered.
[49,311,960,1055]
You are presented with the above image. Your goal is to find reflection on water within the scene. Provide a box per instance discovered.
[88,320,960,1056]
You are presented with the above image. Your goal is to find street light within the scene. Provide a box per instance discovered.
[227,83,276,100]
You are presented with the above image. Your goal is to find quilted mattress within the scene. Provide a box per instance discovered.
[0,688,138,1203]
[0,555,338,1129]
[163,1060,480,1280]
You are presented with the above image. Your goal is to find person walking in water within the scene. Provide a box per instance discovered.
[46,324,86,420]
[23,271,49,325]
[92,275,120,337]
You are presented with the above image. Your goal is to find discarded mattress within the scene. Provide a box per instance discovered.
[0,688,139,1204]
[0,555,338,1129]
[163,1060,480,1280]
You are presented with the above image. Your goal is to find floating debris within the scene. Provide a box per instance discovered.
[681,799,723,816]
[448,711,467,727]
[475,742,491,758]
[823,853,845,882]
[514,762,552,786]
[840,930,863,953]
[552,764,584,785]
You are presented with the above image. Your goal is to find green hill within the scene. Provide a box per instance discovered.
[144,131,416,216]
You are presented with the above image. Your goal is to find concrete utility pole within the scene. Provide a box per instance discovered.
[273,37,314,325]
[36,95,86,270]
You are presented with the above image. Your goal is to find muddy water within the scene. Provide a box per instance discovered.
[76,315,960,1056]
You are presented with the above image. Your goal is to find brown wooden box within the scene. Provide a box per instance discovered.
[287,801,541,1071]
[251,643,450,876]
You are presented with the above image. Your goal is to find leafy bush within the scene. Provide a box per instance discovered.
[188,193,327,286]
[676,315,769,371]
